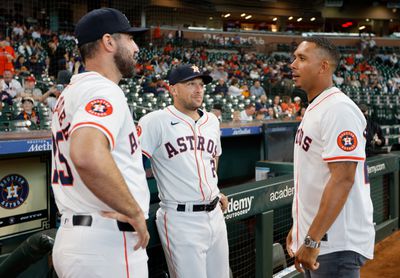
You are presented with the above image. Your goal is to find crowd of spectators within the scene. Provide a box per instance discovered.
[1,18,400,130]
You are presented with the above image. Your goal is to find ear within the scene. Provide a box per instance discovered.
[101,34,114,52]
[169,85,178,97]
[320,60,330,74]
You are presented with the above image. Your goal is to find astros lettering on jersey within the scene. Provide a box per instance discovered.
[292,86,375,259]
[138,105,222,202]
[138,103,229,278]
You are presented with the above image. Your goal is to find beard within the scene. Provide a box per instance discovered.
[113,44,136,78]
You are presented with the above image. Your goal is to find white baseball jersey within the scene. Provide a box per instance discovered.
[138,105,222,202]
[292,86,374,259]
[1,79,23,97]
[138,105,229,278]
[51,71,150,216]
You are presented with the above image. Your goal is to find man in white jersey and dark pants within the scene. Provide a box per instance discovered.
[138,64,230,278]
[51,8,150,277]
[286,37,375,277]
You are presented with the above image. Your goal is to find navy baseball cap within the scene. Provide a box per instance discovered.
[168,64,212,85]
[75,8,148,47]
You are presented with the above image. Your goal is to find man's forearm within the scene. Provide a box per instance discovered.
[70,128,143,219]
[307,162,356,242]
[307,180,351,241]
[77,156,143,219]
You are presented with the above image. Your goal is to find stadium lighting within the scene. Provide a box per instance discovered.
[288,16,293,20]
[209,17,213,20]
[245,15,252,19]
[310,17,316,22]
[390,19,393,22]
[224,13,231,18]
[273,17,278,21]
[297,17,303,22]
[241,13,246,17]
[359,25,366,30]
[366,18,370,22]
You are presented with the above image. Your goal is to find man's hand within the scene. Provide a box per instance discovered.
[102,211,150,250]
[219,193,228,212]
[294,244,320,273]
[286,227,295,258]
[373,133,382,146]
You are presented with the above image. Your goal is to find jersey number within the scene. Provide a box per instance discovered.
[210,159,216,178]
[52,130,74,186]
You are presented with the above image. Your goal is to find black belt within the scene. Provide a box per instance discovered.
[177,196,219,212]
[72,215,135,232]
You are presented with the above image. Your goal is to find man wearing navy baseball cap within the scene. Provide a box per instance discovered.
[52,7,151,278]
[168,64,212,85]
[75,8,147,47]
[138,64,230,278]
[75,7,147,79]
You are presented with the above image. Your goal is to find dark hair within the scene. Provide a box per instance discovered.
[79,40,100,62]
[79,33,122,62]
[304,37,340,70]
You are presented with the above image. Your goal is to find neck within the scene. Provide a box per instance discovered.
[306,79,333,102]
[85,59,122,84]
[174,104,201,121]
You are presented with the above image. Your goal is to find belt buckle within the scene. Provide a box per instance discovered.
[72,215,93,226]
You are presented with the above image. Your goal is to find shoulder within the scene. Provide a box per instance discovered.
[322,94,365,124]
[328,92,360,112]
[72,73,125,102]
[139,109,165,126]
[204,111,219,123]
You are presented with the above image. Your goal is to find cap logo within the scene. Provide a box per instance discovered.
[191,65,200,73]
[122,12,130,24]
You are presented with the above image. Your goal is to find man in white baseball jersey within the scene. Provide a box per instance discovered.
[286,37,375,278]
[138,64,230,278]
[51,8,150,277]
[1,69,23,99]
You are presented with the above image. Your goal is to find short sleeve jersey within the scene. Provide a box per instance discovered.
[51,72,150,217]
[292,87,374,259]
[138,105,222,203]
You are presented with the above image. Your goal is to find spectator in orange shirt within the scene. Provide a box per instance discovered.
[293,96,302,113]
[281,95,295,114]
[163,42,173,54]
[0,40,16,75]
[153,25,161,40]
[241,84,250,98]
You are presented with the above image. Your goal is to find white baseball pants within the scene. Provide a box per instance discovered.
[156,204,229,278]
[53,213,148,278]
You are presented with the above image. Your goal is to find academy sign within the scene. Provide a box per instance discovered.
[224,196,254,220]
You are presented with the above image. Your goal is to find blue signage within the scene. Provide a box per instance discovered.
[0,139,52,155]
